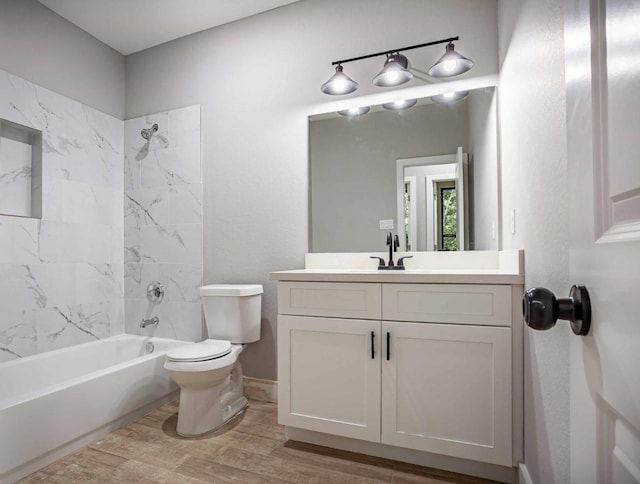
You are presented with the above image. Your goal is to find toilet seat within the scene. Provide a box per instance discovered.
[167,339,231,362]
[164,343,243,374]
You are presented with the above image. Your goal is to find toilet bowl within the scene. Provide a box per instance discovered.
[165,340,247,436]
[164,284,262,437]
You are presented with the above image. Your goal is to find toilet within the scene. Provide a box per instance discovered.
[164,283,263,437]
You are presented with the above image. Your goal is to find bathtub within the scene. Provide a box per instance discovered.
[0,334,188,483]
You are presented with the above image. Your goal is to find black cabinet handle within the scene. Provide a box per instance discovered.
[371,331,375,359]
[386,332,390,360]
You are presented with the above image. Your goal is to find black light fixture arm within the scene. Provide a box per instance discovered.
[331,36,459,66]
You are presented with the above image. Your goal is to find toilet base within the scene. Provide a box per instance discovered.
[175,360,247,437]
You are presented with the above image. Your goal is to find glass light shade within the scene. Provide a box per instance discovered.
[337,106,370,117]
[427,43,474,78]
[382,98,418,111]
[321,65,358,95]
[430,90,470,103]
[372,53,413,87]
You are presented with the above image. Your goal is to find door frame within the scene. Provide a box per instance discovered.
[396,153,458,251]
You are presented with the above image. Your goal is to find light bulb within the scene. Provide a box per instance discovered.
[443,60,458,73]
[335,80,349,91]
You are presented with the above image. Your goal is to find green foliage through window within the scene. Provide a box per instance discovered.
[441,187,457,251]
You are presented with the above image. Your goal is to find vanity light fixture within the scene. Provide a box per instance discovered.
[372,53,413,87]
[321,36,472,95]
[430,90,470,103]
[337,106,371,117]
[382,99,418,111]
[427,42,474,77]
[320,65,358,95]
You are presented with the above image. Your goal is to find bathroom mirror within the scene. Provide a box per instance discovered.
[309,86,498,253]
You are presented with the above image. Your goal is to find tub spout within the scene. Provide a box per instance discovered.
[141,316,159,328]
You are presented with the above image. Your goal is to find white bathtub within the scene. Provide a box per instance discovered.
[0,334,188,483]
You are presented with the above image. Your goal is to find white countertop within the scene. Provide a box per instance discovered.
[270,250,525,284]
[270,269,524,284]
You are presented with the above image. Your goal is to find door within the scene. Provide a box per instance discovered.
[565,0,640,482]
[381,321,512,466]
[404,176,417,251]
[455,146,469,250]
[277,315,381,442]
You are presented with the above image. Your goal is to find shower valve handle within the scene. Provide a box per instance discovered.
[147,281,165,304]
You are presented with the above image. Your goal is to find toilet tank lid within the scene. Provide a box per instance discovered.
[200,284,263,296]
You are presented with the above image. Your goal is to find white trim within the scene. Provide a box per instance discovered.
[455,147,470,250]
[596,220,640,244]
[519,463,534,484]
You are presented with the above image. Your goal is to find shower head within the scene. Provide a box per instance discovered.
[141,124,158,140]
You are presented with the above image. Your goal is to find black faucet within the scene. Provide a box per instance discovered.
[370,232,412,270]
[387,232,395,268]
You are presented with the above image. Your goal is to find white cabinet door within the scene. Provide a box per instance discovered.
[381,321,512,466]
[277,315,381,442]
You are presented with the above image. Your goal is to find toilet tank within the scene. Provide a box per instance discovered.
[200,284,263,343]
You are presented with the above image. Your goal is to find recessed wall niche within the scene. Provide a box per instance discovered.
[0,118,42,219]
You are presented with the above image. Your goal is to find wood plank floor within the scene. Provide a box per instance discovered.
[20,400,499,483]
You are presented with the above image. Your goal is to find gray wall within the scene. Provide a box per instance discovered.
[309,103,469,253]
[498,0,570,482]
[125,0,499,380]
[0,0,125,119]
[468,88,499,250]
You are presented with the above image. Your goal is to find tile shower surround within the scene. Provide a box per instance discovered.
[0,68,203,361]
[123,105,203,342]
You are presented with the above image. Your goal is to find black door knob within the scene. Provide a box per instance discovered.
[522,285,591,336]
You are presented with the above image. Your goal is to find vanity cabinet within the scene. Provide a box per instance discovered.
[277,281,517,468]
[278,315,381,442]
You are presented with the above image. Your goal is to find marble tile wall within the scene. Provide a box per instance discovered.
[0,132,32,217]
[123,106,203,342]
[0,69,124,362]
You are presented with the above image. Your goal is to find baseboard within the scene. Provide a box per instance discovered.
[243,377,277,403]
[519,463,534,484]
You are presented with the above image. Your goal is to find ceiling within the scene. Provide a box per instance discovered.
[37,0,302,55]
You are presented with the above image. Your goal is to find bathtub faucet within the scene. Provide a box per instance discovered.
[140,316,159,329]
